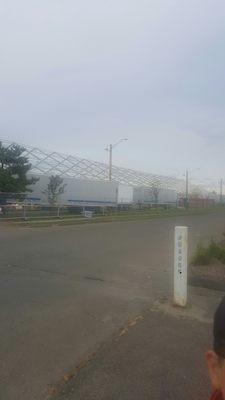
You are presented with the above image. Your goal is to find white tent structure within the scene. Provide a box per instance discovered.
[1,140,185,192]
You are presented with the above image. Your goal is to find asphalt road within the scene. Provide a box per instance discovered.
[1,212,225,400]
[53,306,213,400]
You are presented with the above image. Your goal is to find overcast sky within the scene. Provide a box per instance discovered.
[1,0,225,188]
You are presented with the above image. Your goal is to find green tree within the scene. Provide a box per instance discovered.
[0,142,38,193]
[43,175,66,206]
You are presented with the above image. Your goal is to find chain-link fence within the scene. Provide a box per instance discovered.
[0,202,103,221]
[0,192,179,222]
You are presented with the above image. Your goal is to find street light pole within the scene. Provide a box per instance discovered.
[106,138,127,181]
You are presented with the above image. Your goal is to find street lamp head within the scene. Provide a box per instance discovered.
[111,138,128,148]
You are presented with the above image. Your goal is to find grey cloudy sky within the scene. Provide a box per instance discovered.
[1,0,225,188]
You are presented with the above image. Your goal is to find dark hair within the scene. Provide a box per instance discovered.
[214,296,225,359]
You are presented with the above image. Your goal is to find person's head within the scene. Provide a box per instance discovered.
[206,296,225,398]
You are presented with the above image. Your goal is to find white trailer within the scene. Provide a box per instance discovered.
[27,175,179,207]
[27,175,133,206]
[117,184,133,204]
[133,186,177,205]
[61,178,118,206]
[158,188,177,204]
[133,187,153,204]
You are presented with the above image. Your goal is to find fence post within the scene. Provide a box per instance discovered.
[174,226,188,307]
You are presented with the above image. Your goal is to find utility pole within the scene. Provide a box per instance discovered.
[184,168,200,209]
[185,170,189,209]
[220,178,223,204]
[109,144,112,181]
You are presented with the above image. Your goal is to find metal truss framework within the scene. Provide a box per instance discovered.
[2,140,186,192]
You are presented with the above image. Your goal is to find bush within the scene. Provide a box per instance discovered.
[192,239,225,266]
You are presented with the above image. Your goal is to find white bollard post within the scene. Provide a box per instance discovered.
[174,226,188,307]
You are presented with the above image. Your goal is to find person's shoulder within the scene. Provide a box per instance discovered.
[210,390,224,400]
